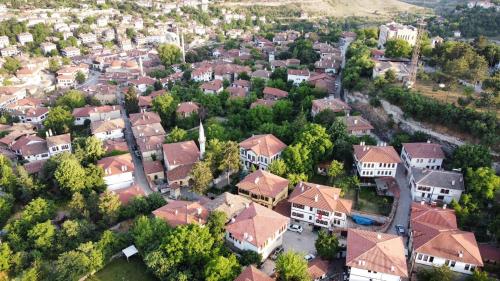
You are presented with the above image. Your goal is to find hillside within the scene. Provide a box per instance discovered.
[219,0,429,19]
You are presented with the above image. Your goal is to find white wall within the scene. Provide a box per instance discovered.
[349,267,401,281]
[291,204,348,229]
[240,148,282,170]
[104,172,134,190]
[94,129,124,141]
[401,148,443,171]
[225,227,286,260]
[356,161,398,178]
[414,252,478,275]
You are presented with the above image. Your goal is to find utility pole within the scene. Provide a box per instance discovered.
[406,20,426,88]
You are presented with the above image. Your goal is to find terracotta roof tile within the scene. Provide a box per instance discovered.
[308,258,329,280]
[340,116,374,132]
[143,160,164,175]
[91,118,125,134]
[239,134,287,157]
[312,97,351,113]
[176,102,200,114]
[288,182,352,214]
[353,145,401,164]
[152,200,209,227]
[129,112,161,126]
[112,183,146,205]
[403,142,444,159]
[98,153,135,176]
[235,266,274,281]
[263,87,288,98]
[163,140,200,166]
[237,170,289,198]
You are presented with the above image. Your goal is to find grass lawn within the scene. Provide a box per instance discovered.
[355,187,393,216]
[88,256,157,281]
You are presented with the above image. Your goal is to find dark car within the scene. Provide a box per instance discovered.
[395,224,405,235]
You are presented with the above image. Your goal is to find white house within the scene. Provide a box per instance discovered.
[98,153,135,190]
[287,69,310,86]
[401,142,444,172]
[46,133,72,156]
[378,21,418,48]
[191,66,213,82]
[10,135,50,162]
[288,182,353,229]
[91,118,125,141]
[409,168,464,204]
[347,229,408,281]
[0,36,9,49]
[1,46,19,57]
[61,47,81,57]
[239,134,287,170]
[40,42,57,55]
[72,105,121,126]
[409,203,483,276]
[353,143,401,178]
[225,202,289,260]
[17,32,34,46]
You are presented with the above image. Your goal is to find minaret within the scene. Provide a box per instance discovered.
[198,120,206,159]
[180,31,186,63]
[139,56,144,77]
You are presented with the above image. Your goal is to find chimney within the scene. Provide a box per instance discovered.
[314,194,318,202]
[427,140,431,143]
[333,194,338,200]
[175,209,178,215]
[459,250,463,258]
[451,180,455,186]
[197,207,202,215]
[230,217,235,223]
[420,200,425,205]
[245,202,250,208]
[244,232,248,239]
[254,177,260,184]
[354,119,358,125]
[300,182,304,192]
[442,204,447,209]
[377,233,382,239]
[391,265,395,272]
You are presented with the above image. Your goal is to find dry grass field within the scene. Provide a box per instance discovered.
[219,0,428,19]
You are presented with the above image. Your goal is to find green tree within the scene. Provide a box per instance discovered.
[157,44,182,67]
[190,161,213,194]
[275,251,311,281]
[268,159,288,177]
[54,250,91,281]
[246,105,273,130]
[0,155,15,191]
[466,167,500,200]
[239,250,262,266]
[282,143,313,175]
[28,220,56,253]
[467,270,494,281]
[54,153,87,194]
[417,265,455,281]
[384,39,412,58]
[74,136,106,163]
[327,160,344,183]
[152,94,176,128]
[315,229,339,260]
[0,243,12,272]
[56,90,86,110]
[204,255,241,281]
[132,216,170,253]
[3,57,21,74]
[43,106,74,134]
[19,198,55,225]
[98,191,121,225]
[68,192,88,219]
[219,140,240,181]
[296,123,333,162]
[75,71,86,84]
[452,144,492,171]
[165,127,188,143]
[48,58,60,73]
[206,211,227,243]
[287,173,308,188]
[0,193,14,225]
[124,86,139,114]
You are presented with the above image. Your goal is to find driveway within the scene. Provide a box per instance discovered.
[387,165,411,243]
[282,222,318,255]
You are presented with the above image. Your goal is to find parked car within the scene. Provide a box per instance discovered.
[270,246,284,260]
[395,224,405,235]
[304,254,315,261]
[288,224,303,233]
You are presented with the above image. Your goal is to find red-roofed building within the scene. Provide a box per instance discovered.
[289,181,353,229]
[239,134,287,170]
[263,87,288,100]
[409,202,483,276]
[112,183,146,205]
[201,79,223,94]
[347,229,408,281]
[287,69,310,86]
[163,140,200,187]
[353,143,401,178]
[308,259,329,281]
[237,170,289,208]
[225,202,289,260]
[152,200,209,227]
[235,266,274,281]
[401,142,445,172]
[311,97,351,117]
[143,160,164,182]
[98,153,135,190]
[339,115,374,136]
[176,102,200,118]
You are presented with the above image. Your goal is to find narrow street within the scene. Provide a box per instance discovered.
[387,165,411,240]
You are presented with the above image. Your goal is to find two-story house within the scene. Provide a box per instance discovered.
[311,97,351,117]
[339,116,374,136]
[409,168,464,204]
[191,65,213,82]
[72,105,121,126]
[152,199,209,227]
[262,87,288,100]
[346,229,408,281]
[287,69,310,86]
[409,202,483,277]
[239,134,287,170]
[225,202,289,260]
[46,133,72,156]
[91,118,125,141]
[401,142,445,173]
[176,102,200,118]
[288,182,353,229]
[10,135,49,162]
[98,153,135,190]
[236,170,289,208]
[162,140,201,188]
[201,79,223,94]
[353,143,401,178]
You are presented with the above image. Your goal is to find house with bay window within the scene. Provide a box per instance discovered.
[409,202,483,277]
[236,170,289,208]
[401,142,444,173]
[353,143,401,178]
[239,134,287,170]
[409,167,464,204]
[288,182,352,229]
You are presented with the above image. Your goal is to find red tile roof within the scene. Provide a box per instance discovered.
[163,140,200,166]
[152,200,209,227]
[239,134,287,157]
[98,153,135,176]
[402,142,445,159]
[341,116,374,132]
[103,138,128,152]
[143,160,164,175]
[129,112,161,126]
[250,99,276,109]
[308,258,329,280]
[113,184,146,205]
[263,87,288,98]
[353,145,401,163]
[235,266,274,281]
[288,182,352,214]
[237,170,289,198]
[201,79,223,92]
[346,229,408,277]
[226,202,289,248]
[72,105,121,118]
[176,102,200,114]
[312,98,351,113]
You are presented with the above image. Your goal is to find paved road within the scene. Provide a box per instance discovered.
[117,89,153,195]
[387,165,411,244]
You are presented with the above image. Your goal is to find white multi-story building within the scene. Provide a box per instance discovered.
[61,46,81,57]
[90,118,125,141]
[409,203,483,277]
[409,168,464,204]
[225,202,289,260]
[1,46,19,57]
[353,143,401,178]
[46,133,72,156]
[401,142,444,172]
[287,69,310,86]
[239,134,287,170]
[40,42,57,55]
[17,32,34,46]
[79,33,97,44]
[0,36,10,49]
[378,22,418,48]
[72,105,121,125]
[98,153,135,190]
[288,182,353,229]
[347,229,408,281]
[10,135,50,162]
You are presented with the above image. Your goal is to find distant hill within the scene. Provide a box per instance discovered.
[219,0,429,19]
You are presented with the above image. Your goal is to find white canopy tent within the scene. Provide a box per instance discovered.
[122,245,138,261]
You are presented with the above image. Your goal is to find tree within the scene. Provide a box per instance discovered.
[2,57,21,74]
[0,155,15,190]
[282,143,313,175]
[246,106,273,130]
[204,255,241,281]
[239,250,262,266]
[296,123,333,162]
[43,106,74,134]
[275,251,311,281]
[75,71,86,84]
[68,192,88,219]
[74,136,106,164]
[287,173,309,188]
[467,270,494,281]
[20,198,55,225]
[157,44,182,67]
[0,243,12,272]
[315,230,339,260]
[207,211,227,243]
[327,160,344,183]
[152,94,176,128]
[384,39,412,58]
[98,191,121,225]
[0,193,14,225]
[165,127,188,143]
[56,90,86,110]
[268,159,287,177]
[124,86,139,114]
[452,144,492,171]
[54,153,87,194]
[313,109,338,127]
[54,250,92,281]
[28,220,56,253]
[132,216,170,253]
[190,161,213,194]
[219,141,240,181]
[48,58,60,73]
[385,69,396,83]
[417,265,455,281]
[466,167,500,200]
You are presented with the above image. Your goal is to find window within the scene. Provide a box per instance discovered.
[417,254,423,260]
[293,203,304,209]
[465,264,470,271]
[317,210,329,216]
[334,212,342,217]
[429,256,434,263]
[291,212,304,218]
[315,219,328,225]
[440,189,450,194]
